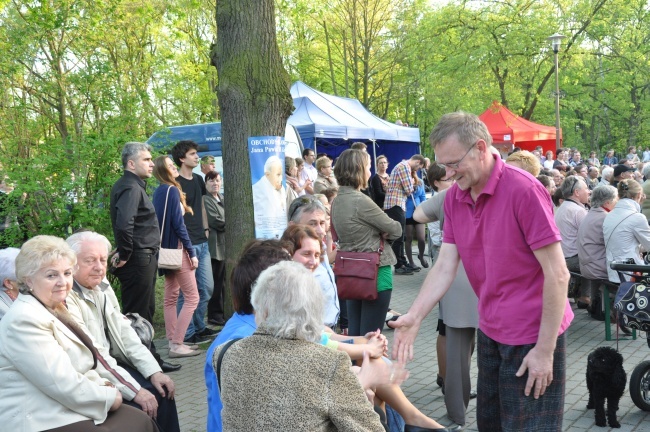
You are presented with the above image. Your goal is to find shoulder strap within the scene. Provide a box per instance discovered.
[216,338,242,391]
[605,211,637,250]
[160,185,172,242]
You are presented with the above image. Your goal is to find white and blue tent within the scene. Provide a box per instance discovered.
[288,81,421,168]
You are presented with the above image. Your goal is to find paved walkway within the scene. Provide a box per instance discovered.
[157,267,650,431]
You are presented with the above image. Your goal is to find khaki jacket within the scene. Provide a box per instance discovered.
[331,186,401,267]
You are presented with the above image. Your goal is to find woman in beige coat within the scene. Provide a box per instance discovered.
[0,236,157,432]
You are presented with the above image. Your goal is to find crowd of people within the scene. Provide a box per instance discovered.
[1,113,648,431]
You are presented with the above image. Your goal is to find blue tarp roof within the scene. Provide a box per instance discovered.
[288,81,421,144]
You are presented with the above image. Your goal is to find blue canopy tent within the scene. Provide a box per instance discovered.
[288,82,421,171]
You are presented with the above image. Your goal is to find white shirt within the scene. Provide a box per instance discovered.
[313,258,340,327]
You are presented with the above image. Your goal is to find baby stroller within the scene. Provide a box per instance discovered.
[610,260,650,411]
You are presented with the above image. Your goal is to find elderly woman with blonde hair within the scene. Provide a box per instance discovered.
[0,235,157,432]
[505,150,542,177]
[215,261,386,431]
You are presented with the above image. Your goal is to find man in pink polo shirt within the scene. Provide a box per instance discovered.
[391,112,573,431]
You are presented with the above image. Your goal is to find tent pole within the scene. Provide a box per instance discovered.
[314,137,318,156]
[371,140,377,175]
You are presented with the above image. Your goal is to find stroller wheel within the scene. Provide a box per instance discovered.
[630,360,650,411]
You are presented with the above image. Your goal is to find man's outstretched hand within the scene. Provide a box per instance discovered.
[388,313,420,365]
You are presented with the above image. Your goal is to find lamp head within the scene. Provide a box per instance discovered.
[548,33,565,53]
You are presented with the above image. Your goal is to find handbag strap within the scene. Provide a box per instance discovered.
[216,338,242,391]
[160,185,172,243]
[330,197,384,253]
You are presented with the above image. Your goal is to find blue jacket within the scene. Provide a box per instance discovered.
[205,313,257,432]
[152,184,196,258]
[405,183,426,219]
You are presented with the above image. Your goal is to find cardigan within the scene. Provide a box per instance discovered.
[152,184,196,258]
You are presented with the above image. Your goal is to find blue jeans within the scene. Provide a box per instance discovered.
[178,241,214,338]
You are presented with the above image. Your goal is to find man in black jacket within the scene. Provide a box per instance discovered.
[110,142,181,372]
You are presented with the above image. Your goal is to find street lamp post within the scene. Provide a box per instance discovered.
[548,33,565,150]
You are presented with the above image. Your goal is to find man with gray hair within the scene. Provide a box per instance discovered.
[66,231,180,431]
[287,196,340,328]
[555,176,591,307]
[200,155,216,179]
[110,142,180,372]
[600,165,614,186]
[391,111,572,431]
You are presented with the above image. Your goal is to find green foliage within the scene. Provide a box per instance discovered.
[0,132,127,246]
[0,0,649,252]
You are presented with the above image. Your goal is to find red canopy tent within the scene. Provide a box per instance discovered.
[478,101,561,156]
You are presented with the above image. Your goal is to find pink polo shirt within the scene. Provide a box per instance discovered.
[443,155,573,345]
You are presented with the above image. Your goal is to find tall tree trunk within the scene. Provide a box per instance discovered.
[323,21,337,95]
[212,0,293,318]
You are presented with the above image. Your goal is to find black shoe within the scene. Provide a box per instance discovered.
[418,253,429,268]
[184,334,210,344]
[197,327,219,337]
[404,424,462,432]
[161,361,182,373]
[469,390,477,399]
[208,317,226,326]
[436,374,444,387]
[395,267,414,275]
[406,264,421,272]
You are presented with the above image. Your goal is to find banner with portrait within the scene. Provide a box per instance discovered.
[249,136,287,239]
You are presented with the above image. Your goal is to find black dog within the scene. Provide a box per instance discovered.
[586,346,626,428]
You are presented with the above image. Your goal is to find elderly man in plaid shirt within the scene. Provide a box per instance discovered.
[383,154,427,275]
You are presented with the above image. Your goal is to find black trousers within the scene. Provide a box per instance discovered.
[112,250,163,365]
[43,405,158,432]
[120,363,180,432]
[347,290,392,336]
[207,258,226,321]
[384,206,407,268]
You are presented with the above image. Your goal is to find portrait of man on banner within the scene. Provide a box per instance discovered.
[249,137,287,239]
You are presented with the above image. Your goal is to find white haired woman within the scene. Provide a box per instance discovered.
[0,247,20,320]
[215,261,386,432]
[0,235,157,431]
[604,179,650,283]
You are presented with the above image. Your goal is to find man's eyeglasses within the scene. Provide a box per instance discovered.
[569,177,581,196]
[288,196,319,221]
[436,141,478,170]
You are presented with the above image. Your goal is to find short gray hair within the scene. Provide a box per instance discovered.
[601,166,614,181]
[429,111,492,150]
[590,185,617,208]
[0,247,20,283]
[251,261,323,343]
[560,175,586,199]
[288,196,327,223]
[66,231,112,255]
[121,142,153,168]
[15,236,77,294]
